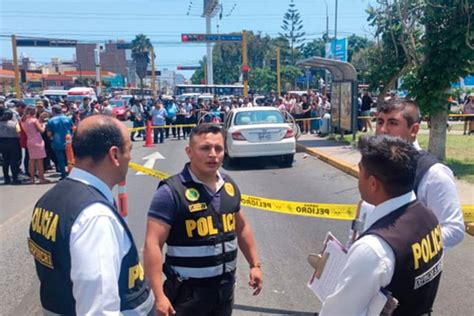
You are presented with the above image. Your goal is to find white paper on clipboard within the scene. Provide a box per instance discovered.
[307,232,348,302]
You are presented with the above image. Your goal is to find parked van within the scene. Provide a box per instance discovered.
[42,89,68,103]
[67,87,97,103]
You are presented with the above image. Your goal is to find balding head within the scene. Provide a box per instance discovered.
[73,115,128,163]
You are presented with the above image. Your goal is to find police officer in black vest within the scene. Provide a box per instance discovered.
[28,115,154,315]
[321,135,443,315]
[144,124,263,316]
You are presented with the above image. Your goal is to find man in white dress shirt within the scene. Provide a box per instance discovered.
[321,135,443,315]
[363,99,464,248]
[28,115,154,315]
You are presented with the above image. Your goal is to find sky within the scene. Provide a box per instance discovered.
[0,0,376,78]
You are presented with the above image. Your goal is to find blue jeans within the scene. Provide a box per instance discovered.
[54,149,67,179]
[153,127,164,144]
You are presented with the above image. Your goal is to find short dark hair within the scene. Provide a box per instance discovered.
[358,135,419,197]
[377,99,420,127]
[189,124,223,142]
[72,116,125,163]
[52,105,62,114]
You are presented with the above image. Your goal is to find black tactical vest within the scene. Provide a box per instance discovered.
[28,178,150,315]
[359,200,443,316]
[160,169,241,279]
[414,150,439,194]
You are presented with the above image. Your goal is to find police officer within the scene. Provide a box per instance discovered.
[144,124,263,316]
[372,99,464,248]
[321,135,443,315]
[28,115,154,315]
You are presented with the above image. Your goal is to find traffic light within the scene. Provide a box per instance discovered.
[20,69,27,83]
[270,58,277,72]
[181,34,206,42]
[242,65,249,82]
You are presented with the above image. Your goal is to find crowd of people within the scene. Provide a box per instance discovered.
[0,99,74,184]
[0,90,329,185]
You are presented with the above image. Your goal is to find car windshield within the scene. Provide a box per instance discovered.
[234,110,284,125]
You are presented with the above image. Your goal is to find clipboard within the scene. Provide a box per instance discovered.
[307,232,348,302]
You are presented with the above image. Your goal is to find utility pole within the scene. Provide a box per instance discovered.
[334,0,338,39]
[323,0,329,97]
[94,43,102,96]
[242,30,249,97]
[276,47,281,98]
[205,14,213,85]
[151,47,157,99]
[11,35,21,98]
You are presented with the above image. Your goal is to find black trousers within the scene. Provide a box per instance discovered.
[0,137,21,182]
[164,275,234,316]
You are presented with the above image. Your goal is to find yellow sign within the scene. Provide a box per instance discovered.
[224,182,235,197]
[185,188,200,202]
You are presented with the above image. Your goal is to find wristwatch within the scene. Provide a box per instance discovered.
[250,262,261,269]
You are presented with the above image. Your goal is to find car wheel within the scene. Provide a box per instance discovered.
[223,154,235,168]
[279,154,294,168]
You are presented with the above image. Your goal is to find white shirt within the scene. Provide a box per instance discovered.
[412,140,464,248]
[320,192,416,316]
[68,168,132,315]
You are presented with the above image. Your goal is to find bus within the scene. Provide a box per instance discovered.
[175,84,244,97]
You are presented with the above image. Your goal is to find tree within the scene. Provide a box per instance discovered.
[366,0,473,159]
[249,67,276,93]
[279,0,306,64]
[351,47,372,84]
[131,34,153,97]
[302,38,326,58]
[347,34,371,63]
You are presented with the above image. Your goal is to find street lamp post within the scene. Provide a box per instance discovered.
[322,0,329,96]
[334,0,338,39]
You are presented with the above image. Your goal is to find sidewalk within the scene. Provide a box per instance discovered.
[296,133,474,205]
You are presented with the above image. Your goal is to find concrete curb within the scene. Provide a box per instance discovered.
[296,143,360,178]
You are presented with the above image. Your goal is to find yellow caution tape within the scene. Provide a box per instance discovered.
[128,124,197,132]
[129,162,170,180]
[129,127,146,132]
[462,204,474,223]
[128,162,474,223]
[240,194,356,220]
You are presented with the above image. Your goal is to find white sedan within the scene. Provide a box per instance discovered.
[223,107,299,167]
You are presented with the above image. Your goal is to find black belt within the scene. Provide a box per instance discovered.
[183,271,235,286]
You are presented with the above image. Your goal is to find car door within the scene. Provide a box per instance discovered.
[281,110,301,139]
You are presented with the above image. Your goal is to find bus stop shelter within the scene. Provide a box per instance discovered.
[296,57,358,141]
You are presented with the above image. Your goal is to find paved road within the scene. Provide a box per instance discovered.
[1,137,473,315]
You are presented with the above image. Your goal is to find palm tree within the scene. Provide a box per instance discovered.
[131,34,153,98]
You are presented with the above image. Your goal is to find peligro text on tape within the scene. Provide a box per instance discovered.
[127,162,474,222]
[241,194,356,220]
